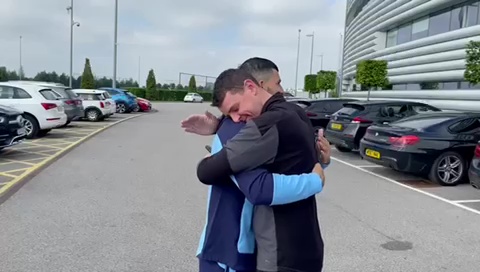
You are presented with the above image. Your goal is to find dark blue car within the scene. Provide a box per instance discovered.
[100,87,137,113]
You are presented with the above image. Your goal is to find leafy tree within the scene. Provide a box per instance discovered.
[188,75,197,91]
[146,69,156,90]
[317,70,337,98]
[176,84,183,89]
[169,83,175,89]
[464,40,480,86]
[304,74,318,97]
[0,67,8,82]
[355,59,389,100]
[80,58,95,89]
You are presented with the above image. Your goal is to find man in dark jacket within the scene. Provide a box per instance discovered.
[197,68,325,272]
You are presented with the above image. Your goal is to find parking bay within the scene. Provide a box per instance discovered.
[331,148,480,212]
[0,114,141,195]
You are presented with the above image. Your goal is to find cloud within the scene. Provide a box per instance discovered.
[0,0,346,89]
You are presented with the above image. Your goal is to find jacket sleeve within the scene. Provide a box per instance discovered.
[197,116,280,184]
[229,169,323,205]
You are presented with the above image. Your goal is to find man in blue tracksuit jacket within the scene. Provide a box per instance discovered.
[196,116,328,272]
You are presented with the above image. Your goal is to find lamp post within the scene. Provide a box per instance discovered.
[112,0,118,88]
[19,35,22,80]
[338,33,344,97]
[67,0,80,88]
[294,29,301,96]
[306,32,315,74]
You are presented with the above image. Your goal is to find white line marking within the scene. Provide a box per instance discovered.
[451,199,480,204]
[331,156,480,216]
[357,165,384,168]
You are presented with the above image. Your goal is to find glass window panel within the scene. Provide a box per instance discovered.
[392,84,406,90]
[429,11,451,36]
[406,84,421,90]
[386,29,398,47]
[450,7,464,30]
[411,17,429,40]
[397,24,412,44]
[466,2,479,27]
[442,82,459,89]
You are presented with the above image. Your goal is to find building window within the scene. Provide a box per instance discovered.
[466,2,479,27]
[450,6,465,30]
[411,17,429,41]
[406,84,421,90]
[428,11,451,36]
[397,24,412,44]
[386,29,398,47]
[442,82,460,89]
[392,84,406,90]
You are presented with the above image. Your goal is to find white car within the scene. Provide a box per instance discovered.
[99,91,117,116]
[183,93,204,103]
[72,89,115,121]
[0,82,68,138]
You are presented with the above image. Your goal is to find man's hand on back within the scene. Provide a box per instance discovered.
[311,163,325,185]
[181,111,219,135]
[316,128,331,165]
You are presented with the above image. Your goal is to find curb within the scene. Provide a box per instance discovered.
[0,114,143,204]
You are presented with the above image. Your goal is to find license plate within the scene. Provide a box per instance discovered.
[17,128,26,135]
[365,149,381,159]
[331,123,342,130]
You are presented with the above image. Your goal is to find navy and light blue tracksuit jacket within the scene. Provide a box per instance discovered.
[196,116,327,271]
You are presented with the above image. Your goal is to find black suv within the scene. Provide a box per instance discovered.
[325,100,441,152]
[300,98,358,130]
[0,105,27,150]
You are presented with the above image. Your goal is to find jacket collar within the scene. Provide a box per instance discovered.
[261,92,285,113]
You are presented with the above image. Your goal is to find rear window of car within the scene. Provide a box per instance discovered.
[78,93,103,100]
[392,117,452,129]
[102,92,112,98]
[40,89,61,100]
[336,104,365,116]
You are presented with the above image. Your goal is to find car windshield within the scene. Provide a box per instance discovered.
[336,104,365,116]
[392,117,452,129]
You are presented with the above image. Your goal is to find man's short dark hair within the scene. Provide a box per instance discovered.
[238,57,279,80]
[211,68,259,107]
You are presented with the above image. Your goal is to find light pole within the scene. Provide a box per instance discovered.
[67,0,80,88]
[137,56,141,86]
[338,33,344,97]
[306,32,315,74]
[19,35,22,80]
[316,54,323,71]
[112,0,118,88]
[294,29,301,96]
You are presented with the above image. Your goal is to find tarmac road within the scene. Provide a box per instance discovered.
[1,102,480,272]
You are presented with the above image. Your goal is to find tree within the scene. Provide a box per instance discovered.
[464,40,480,86]
[0,67,8,82]
[80,58,95,89]
[317,70,337,98]
[304,74,318,97]
[146,69,156,90]
[355,59,389,100]
[176,84,184,89]
[188,75,197,91]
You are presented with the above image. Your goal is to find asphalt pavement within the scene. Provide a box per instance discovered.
[1,102,480,272]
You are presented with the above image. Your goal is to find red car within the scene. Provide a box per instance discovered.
[136,97,152,112]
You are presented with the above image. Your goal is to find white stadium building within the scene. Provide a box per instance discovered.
[340,0,480,111]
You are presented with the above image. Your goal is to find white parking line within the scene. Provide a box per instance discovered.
[357,165,384,168]
[451,200,480,204]
[331,156,480,216]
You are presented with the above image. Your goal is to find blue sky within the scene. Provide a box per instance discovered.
[0,0,346,90]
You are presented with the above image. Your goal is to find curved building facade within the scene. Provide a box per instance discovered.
[341,0,480,112]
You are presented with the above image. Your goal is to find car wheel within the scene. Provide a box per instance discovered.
[133,105,140,112]
[335,145,352,153]
[429,151,466,186]
[23,114,39,139]
[86,108,101,122]
[116,102,127,113]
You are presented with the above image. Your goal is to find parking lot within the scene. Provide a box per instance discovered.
[330,148,480,214]
[0,113,143,202]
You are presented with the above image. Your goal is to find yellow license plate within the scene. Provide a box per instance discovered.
[365,149,381,159]
[331,123,342,130]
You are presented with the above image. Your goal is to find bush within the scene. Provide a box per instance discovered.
[465,40,480,85]
[304,74,318,94]
[126,88,212,102]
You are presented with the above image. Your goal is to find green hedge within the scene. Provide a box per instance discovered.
[126,88,213,101]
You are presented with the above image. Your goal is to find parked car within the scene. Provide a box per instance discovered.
[183,93,203,103]
[98,90,117,116]
[359,112,480,186]
[72,89,114,122]
[0,82,67,138]
[8,81,84,126]
[469,141,480,189]
[0,105,27,150]
[325,100,441,152]
[99,87,137,113]
[125,92,151,112]
[300,98,358,130]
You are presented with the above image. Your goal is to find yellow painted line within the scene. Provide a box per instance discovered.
[0,114,143,198]
[4,167,31,173]
[4,159,38,166]
[0,172,18,178]
[0,182,10,186]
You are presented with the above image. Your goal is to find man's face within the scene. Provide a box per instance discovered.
[218,80,264,123]
[260,69,284,95]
